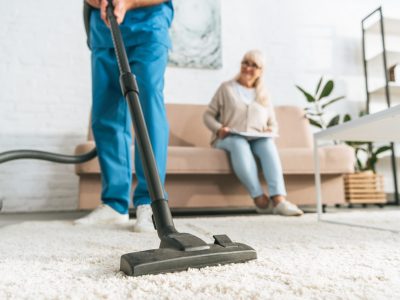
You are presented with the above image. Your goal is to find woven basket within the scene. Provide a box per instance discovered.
[344,171,387,204]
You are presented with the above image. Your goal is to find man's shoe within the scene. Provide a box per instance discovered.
[133,205,156,233]
[74,204,129,225]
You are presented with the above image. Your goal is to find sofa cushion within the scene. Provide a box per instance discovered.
[274,106,313,148]
[87,104,314,149]
[279,145,354,174]
[75,143,229,174]
[75,142,354,175]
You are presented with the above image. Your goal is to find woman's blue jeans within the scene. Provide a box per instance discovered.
[215,135,287,198]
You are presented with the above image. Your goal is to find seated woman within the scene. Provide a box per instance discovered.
[203,50,303,216]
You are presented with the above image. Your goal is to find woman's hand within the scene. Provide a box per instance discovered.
[217,126,231,139]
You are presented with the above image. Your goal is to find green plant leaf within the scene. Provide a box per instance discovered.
[319,80,334,99]
[359,110,367,117]
[327,115,340,127]
[308,118,322,128]
[345,141,354,147]
[355,148,367,171]
[321,96,345,109]
[367,157,377,172]
[374,145,391,156]
[343,114,352,123]
[296,85,315,103]
[356,157,363,171]
[357,147,369,152]
[315,77,323,96]
[304,108,318,115]
[345,141,367,148]
[305,111,324,117]
[348,141,369,147]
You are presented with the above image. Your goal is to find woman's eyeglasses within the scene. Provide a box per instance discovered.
[241,60,261,69]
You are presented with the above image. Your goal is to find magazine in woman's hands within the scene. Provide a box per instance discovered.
[230,129,279,138]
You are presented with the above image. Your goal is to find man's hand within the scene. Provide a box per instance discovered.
[217,127,231,139]
[86,0,101,8]
[100,0,167,26]
[101,0,128,26]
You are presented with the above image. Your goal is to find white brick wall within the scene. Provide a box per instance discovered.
[0,135,82,212]
[0,1,91,136]
[1,0,399,212]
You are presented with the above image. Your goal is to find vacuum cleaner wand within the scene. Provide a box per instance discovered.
[106,1,257,276]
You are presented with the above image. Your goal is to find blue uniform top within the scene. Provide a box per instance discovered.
[89,1,174,49]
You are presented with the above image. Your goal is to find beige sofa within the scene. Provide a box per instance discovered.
[75,104,355,210]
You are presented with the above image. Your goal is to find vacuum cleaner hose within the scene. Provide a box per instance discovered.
[0,148,97,164]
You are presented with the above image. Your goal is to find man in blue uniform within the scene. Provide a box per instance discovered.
[75,0,173,232]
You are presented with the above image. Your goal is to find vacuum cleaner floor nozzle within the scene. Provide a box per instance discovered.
[120,235,257,276]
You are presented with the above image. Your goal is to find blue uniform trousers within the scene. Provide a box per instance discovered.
[91,42,169,214]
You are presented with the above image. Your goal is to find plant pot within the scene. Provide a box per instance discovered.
[344,171,387,204]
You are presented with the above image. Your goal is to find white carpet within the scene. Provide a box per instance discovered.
[1,211,400,300]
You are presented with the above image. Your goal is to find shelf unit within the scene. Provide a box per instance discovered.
[364,17,400,35]
[369,82,400,97]
[361,7,399,205]
[366,50,400,74]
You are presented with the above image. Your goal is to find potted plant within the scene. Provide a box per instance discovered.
[296,78,389,205]
[342,112,390,205]
[296,77,344,130]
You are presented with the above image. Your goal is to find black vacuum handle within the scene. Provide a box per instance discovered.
[106,0,177,236]
[106,1,130,75]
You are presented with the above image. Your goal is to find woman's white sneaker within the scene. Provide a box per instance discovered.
[133,205,156,233]
[255,200,274,214]
[74,204,129,225]
[273,200,303,216]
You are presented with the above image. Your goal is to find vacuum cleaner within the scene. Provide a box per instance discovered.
[0,1,257,276]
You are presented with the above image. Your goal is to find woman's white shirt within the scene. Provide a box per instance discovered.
[233,80,256,105]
